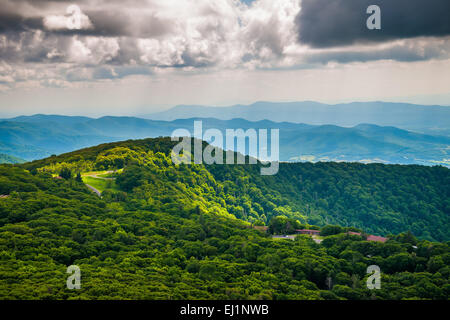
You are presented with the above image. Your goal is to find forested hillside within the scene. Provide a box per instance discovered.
[0,163,449,299]
[22,137,450,241]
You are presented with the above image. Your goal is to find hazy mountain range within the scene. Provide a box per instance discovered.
[147,101,450,137]
[1,113,449,166]
[0,153,25,164]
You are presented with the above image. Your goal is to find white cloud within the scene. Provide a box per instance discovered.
[44,5,93,31]
[2,0,303,72]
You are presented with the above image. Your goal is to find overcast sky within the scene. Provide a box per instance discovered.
[0,0,449,117]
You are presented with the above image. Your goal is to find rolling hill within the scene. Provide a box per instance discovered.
[22,137,450,242]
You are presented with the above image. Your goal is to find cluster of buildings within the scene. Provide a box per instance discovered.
[253,226,388,243]
[290,229,387,243]
[294,229,387,243]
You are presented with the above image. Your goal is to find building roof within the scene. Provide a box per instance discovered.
[366,235,388,243]
[347,231,387,242]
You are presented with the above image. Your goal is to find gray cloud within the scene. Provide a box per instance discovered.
[305,39,450,65]
[297,0,450,48]
[0,10,44,33]
[65,9,173,38]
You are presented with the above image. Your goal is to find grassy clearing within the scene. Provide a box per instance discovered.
[81,170,111,177]
[82,176,119,193]
[82,168,123,178]
[97,172,119,178]
[97,173,114,178]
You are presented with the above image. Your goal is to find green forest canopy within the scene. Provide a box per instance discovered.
[0,137,448,299]
[21,137,450,242]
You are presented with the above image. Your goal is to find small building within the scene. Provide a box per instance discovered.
[295,229,320,236]
[347,231,362,236]
[0,195,9,199]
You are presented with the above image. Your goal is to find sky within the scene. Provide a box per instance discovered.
[0,0,450,117]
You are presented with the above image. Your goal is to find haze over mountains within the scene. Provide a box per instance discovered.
[1,110,449,167]
[148,101,450,137]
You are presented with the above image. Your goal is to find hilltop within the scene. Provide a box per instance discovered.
[147,101,450,136]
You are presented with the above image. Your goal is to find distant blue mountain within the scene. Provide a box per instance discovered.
[0,153,25,164]
[6,114,93,126]
[147,101,450,136]
[0,114,449,166]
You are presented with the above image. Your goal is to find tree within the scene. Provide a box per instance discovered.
[320,225,345,236]
[59,167,72,179]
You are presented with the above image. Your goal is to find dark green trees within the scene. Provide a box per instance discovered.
[59,167,72,179]
[0,146,449,300]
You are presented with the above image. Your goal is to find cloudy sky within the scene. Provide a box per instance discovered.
[0,0,449,117]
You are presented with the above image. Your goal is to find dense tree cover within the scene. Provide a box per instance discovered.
[0,165,449,300]
[207,162,450,242]
[21,137,450,242]
[2,137,447,299]
[267,216,306,235]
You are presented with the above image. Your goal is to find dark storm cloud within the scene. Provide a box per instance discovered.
[0,11,43,33]
[297,0,450,48]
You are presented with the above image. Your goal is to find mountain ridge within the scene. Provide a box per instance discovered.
[146,101,450,136]
[1,114,449,166]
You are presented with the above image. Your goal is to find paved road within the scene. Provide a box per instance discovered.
[85,184,101,197]
[83,171,117,197]
[272,235,296,240]
[272,234,323,244]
